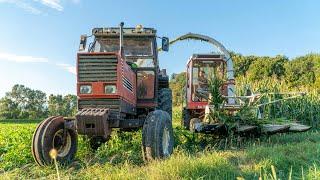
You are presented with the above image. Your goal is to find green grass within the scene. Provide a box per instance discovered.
[1,113,320,179]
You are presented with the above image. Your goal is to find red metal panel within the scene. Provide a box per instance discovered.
[76,52,137,107]
[187,101,208,110]
[119,56,136,106]
[77,82,119,98]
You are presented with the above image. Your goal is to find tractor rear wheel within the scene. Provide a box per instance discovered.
[142,110,174,161]
[158,88,172,118]
[182,108,191,129]
[32,116,77,166]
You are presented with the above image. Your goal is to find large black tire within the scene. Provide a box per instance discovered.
[32,116,57,166]
[142,110,174,161]
[182,108,191,129]
[157,88,172,118]
[32,116,77,165]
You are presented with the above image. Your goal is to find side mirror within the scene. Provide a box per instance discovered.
[79,35,87,51]
[161,37,169,52]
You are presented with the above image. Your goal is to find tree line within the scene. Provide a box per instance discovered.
[170,53,320,106]
[0,84,77,120]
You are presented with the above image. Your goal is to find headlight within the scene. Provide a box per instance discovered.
[105,85,116,94]
[80,85,92,94]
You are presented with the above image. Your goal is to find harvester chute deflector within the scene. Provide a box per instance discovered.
[158,33,236,104]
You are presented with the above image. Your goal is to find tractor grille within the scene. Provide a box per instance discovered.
[78,55,118,82]
[78,99,120,111]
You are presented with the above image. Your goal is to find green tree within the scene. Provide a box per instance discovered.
[285,54,317,88]
[0,84,47,119]
[231,52,258,77]
[48,94,77,117]
[245,55,288,81]
[169,72,186,106]
[0,97,19,119]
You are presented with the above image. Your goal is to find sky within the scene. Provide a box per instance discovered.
[0,0,319,97]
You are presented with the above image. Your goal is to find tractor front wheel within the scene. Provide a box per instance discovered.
[32,116,77,166]
[142,110,174,161]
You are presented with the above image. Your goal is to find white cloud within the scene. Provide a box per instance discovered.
[0,52,48,63]
[0,0,42,15]
[56,63,76,75]
[1,0,80,14]
[35,0,63,11]
[0,51,76,75]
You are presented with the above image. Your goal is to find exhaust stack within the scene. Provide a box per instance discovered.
[119,22,124,56]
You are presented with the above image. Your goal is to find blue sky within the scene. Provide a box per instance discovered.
[0,0,319,97]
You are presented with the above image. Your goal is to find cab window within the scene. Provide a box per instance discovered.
[127,58,155,68]
[192,61,225,102]
[137,71,155,99]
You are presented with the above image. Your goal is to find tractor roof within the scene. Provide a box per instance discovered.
[191,54,224,59]
[92,27,156,37]
[187,54,225,65]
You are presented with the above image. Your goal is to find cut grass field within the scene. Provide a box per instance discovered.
[1,111,320,179]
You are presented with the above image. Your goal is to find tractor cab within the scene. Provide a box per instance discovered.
[182,54,229,130]
[78,25,167,110]
[186,54,227,108]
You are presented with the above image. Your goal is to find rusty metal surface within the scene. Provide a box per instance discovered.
[76,108,111,138]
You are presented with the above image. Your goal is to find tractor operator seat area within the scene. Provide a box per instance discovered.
[192,60,225,102]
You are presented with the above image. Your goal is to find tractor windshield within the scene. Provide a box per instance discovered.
[93,37,153,56]
[192,60,225,102]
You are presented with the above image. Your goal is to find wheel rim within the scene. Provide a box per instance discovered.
[52,129,72,158]
[162,127,170,156]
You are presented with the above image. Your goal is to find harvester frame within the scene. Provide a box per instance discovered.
[170,34,311,135]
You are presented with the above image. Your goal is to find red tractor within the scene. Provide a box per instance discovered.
[32,22,174,165]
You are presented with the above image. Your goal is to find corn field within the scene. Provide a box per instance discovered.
[236,76,320,127]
